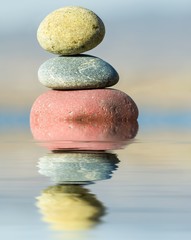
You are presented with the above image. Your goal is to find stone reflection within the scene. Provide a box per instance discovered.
[31,119,138,151]
[36,185,105,231]
[38,151,119,184]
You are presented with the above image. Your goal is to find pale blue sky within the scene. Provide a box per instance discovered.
[1,0,191,33]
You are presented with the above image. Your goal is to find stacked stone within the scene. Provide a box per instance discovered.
[37,6,119,90]
[31,6,138,147]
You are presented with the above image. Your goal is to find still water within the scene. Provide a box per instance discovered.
[0,110,191,240]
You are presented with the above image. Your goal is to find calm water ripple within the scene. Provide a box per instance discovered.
[0,125,191,239]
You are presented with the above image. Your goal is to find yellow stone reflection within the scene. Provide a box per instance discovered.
[36,185,105,231]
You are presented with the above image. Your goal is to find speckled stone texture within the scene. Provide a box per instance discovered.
[30,89,138,122]
[30,89,138,150]
[38,152,119,183]
[37,6,105,55]
[38,55,119,89]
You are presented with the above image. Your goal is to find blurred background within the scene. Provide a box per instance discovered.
[1,1,191,239]
[0,0,190,137]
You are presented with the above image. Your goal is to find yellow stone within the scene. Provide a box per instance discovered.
[37,6,105,55]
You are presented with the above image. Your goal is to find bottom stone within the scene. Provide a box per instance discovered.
[30,89,139,150]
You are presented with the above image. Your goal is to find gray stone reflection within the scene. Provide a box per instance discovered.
[38,151,119,184]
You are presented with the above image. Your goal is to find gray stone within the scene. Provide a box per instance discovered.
[38,55,119,89]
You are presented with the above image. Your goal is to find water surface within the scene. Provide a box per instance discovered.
[0,117,191,239]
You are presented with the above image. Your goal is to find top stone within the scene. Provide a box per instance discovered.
[37,6,105,55]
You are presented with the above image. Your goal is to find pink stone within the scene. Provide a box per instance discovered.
[30,89,138,150]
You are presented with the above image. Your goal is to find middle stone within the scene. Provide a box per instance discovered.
[38,55,119,90]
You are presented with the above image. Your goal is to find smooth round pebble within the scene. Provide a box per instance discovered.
[30,89,139,150]
[37,6,105,55]
[38,152,119,183]
[30,89,138,122]
[38,55,119,89]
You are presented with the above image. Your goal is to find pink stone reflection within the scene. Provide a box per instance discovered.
[30,118,138,150]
